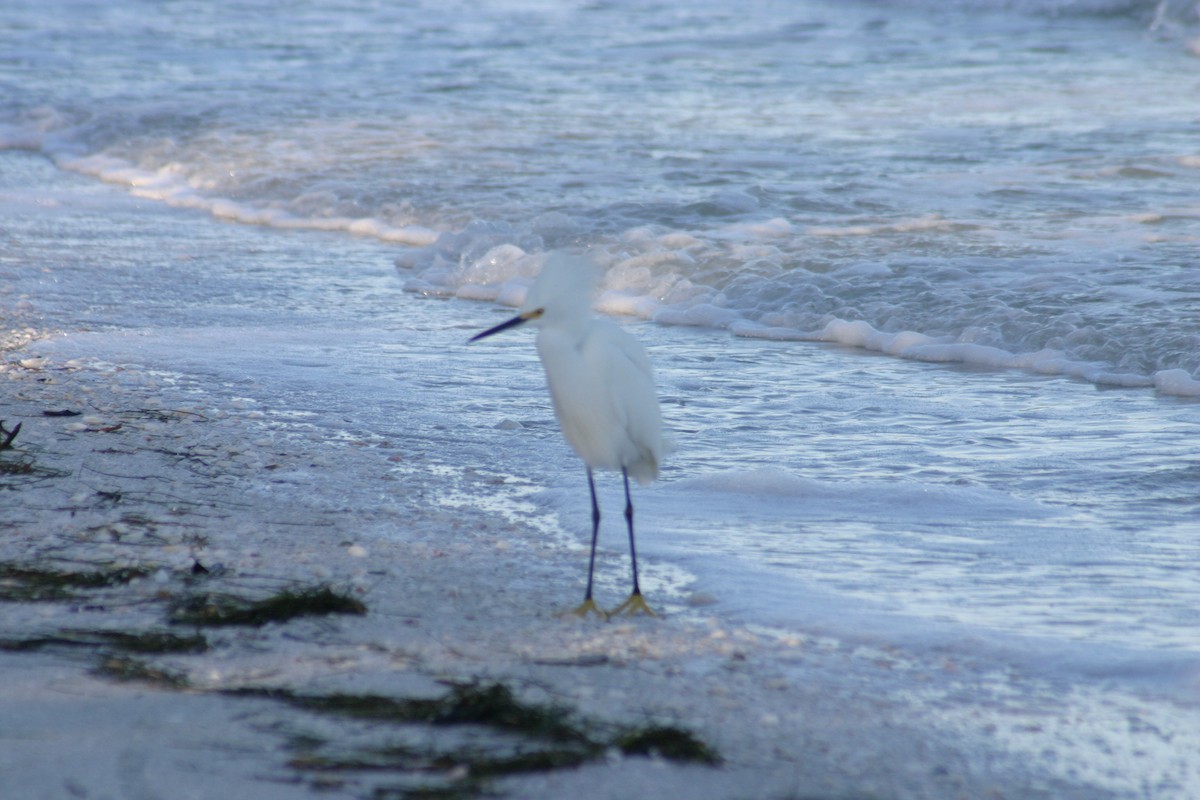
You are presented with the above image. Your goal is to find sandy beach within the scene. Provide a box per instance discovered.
[3,324,1122,800]
[3,151,1163,800]
[7,0,1200,792]
[7,0,1200,796]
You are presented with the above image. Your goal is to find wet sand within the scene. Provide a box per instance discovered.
[0,153,1129,799]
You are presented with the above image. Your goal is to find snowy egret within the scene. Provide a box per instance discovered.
[469,254,663,617]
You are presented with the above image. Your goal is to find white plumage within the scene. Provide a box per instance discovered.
[470,253,663,616]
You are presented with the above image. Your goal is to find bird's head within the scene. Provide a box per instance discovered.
[470,253,598,342]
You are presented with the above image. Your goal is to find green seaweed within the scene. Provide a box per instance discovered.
[435,745,596,778]
[0,554,716,800]
[0,562,151,601]
[0,459,33,475]
[428,683,591,744]
[168,585,367,626]
[94,655,190,689]
[615,724,723,765]
[0,629,207,654]
[92,629,209,654]
[380,788,475,800]
[243,683,590,746]
[0,453,70,488]
[238,681,720,798]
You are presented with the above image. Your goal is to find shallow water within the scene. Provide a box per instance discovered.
[4,1,1200,794]
[5,0,1200,389]
[6,141,1200,794]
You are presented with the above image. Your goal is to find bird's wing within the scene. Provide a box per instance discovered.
[585,321,663,483]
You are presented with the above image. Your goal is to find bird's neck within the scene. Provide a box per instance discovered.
[538,313,592,343]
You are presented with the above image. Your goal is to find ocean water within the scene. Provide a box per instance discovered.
[4,0,1200,794]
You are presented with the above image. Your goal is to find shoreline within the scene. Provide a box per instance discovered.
[3,150,1187,798]
[1,323,1114,800]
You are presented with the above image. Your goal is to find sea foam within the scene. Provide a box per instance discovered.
[62,153,439,246]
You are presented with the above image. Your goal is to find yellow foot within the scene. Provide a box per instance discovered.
[608,592,657,618]
[565,597,607,619]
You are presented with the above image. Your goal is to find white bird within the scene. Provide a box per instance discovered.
[470,254,663,617]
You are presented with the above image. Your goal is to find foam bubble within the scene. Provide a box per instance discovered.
[806,214,971,238]
[61,153,438,246]
[12,55,1194,403]
[652,303,742,329]
[1154,368,1200,396]
[405,220,1200,396]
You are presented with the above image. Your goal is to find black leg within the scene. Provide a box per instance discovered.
[568,469,605,617]
[622,468,642,596]
[584,467,601,601]
[608,468,656,617]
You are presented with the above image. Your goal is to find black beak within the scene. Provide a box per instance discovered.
[469,313,529,342]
